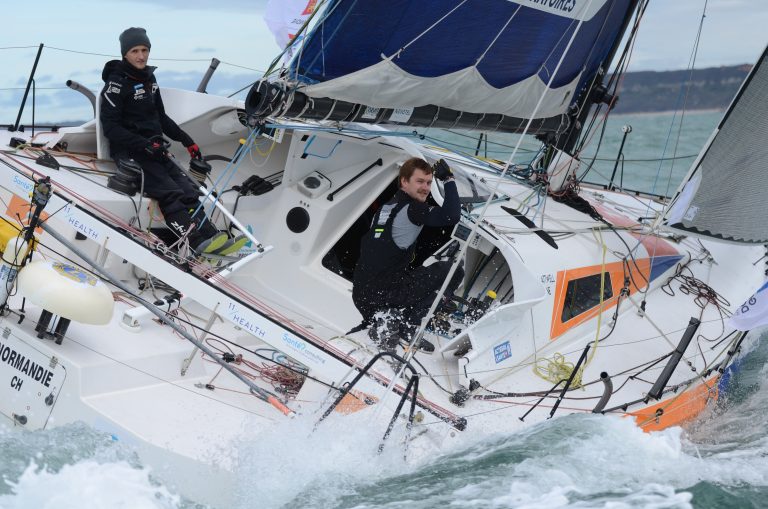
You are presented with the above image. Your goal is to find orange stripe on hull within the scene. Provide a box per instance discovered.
[588,199,679,257]
[628,376,720,432]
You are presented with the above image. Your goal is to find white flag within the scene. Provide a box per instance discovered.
[728,280,768,331]
[264,0,318,58]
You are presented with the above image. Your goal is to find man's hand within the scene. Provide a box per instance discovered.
[433,159,453,181]
[145,139,166,159]
[187,143,202,160]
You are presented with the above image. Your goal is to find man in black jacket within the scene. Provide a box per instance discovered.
[100,27,239,255]
[353,157,463,353]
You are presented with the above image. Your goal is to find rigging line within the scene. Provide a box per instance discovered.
[429,313,732,382]
[46,45,261,70]
[422,135,535,158]
[438,129,697,162]
[534,227,608,387]
[632,340,731,428]
[659,0,709,200]
[474,4,521,66]
[194,128,259,220]
[295,0,357,81]
[158,312,337,392]
[0,152,153,242]
[645,0,710,229]
[439,129,536,153]
[393,0,470,58]
[227,80,257,98]
[43,45,205,61]
[0,87,67,91]
[575,1,648,170]
[216,60,264,73]
[8,307,277,420]
[420,135,524,173]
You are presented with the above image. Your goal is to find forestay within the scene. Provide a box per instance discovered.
[663,46,768,244]
[289,0,635,120]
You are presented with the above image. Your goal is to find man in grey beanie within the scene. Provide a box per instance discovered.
[99,27,245,256]
[119,27,151,56]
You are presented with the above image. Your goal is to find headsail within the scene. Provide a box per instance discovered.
[248,0,638,135]
[662,46,768,244]
[264,0,319,62]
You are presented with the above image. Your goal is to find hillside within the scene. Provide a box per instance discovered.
[610,64,752,113]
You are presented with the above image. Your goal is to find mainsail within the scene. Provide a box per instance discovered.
[247,0,638,135]
[662,46,768,244]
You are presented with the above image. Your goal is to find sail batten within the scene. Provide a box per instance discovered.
[662,46,768,244]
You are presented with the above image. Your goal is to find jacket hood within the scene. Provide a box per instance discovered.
[101,59,156,82]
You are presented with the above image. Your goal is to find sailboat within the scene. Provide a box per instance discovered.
[0,0,764,505]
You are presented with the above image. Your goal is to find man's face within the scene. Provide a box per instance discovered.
[125,46,150,69]
[400,168,433,202]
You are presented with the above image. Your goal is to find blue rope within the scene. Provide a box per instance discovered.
[192,128,260,223]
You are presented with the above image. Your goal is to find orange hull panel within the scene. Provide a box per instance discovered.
[628,376,720,432]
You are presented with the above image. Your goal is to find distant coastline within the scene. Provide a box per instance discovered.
[610,64,750,114]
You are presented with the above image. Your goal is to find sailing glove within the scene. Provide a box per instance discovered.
[187,143,202,160]
[145,140,166,159]
[433,159,453,181]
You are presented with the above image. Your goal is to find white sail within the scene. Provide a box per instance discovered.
[662,47,768,244]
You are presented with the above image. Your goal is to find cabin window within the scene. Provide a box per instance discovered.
[561,272,613,322]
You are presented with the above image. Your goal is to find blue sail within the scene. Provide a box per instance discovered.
[289,0,634,120]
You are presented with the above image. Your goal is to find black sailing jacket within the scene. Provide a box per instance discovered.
[354,181,460,289]
[99,59,193,157]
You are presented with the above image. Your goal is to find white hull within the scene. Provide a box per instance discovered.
[0,87,762,505]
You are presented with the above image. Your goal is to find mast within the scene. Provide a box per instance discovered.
[553,0,644,154]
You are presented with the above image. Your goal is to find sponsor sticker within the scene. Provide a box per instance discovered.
[493,341,512,364]
[683,205,699,221]
[361,106,380,120]
[390,108,414,123]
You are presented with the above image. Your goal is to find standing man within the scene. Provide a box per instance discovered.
[353,157,463,353]
[100,27,241,255]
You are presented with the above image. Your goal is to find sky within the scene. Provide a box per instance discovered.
[1,0,766,124]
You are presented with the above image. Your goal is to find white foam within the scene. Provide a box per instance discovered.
[0,460,181,509]
[233,408,425,508]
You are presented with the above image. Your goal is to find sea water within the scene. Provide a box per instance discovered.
[2,111,767,509]
[426,109,723,198]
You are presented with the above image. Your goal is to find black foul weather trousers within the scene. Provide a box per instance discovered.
[353,260,464,327]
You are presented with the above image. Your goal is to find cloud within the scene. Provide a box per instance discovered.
[0,69,260,125]
[108,0,266,11]
[193,47,217,54]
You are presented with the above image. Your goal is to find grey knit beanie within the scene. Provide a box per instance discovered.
[119,27,151,56]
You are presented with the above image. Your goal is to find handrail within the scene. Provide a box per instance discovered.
[315,351,418,424]
[549,343,591,419]
[327,158,383,201]
[66,80,96,116]
[315,351,428,454]
[647,317,700,400]
[196,58,220,93]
